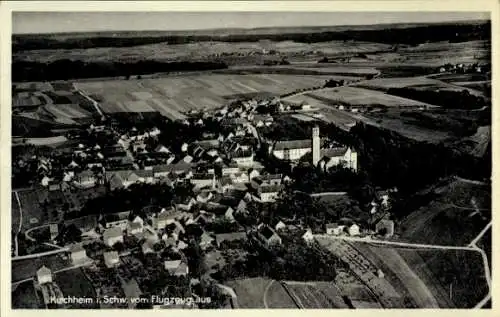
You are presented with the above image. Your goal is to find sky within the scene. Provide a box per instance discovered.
[13,11,490,34]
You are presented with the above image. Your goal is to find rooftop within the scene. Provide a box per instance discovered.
[273,139,311,151]
[215,232,247,243]
[321,147,348,158]
[103,226,123,239]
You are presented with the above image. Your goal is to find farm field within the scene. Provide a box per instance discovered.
[348,243,441,308]
[13,86,97,125]
[316,237,403,308]
[398,178,491,247]
[395,40,491,66]
[281,95,359,131]
[348,242,488,308]
[304,87,438,108]
[12,254,71,283]
[283,281,348,308]
[54,268,98,308]
[14,40,393,63]
[74,74,337,120]
[398,248,489,308]
[361,112,453,143]
[354,75,485,97]
[12,280,44,309]
[225,65,379,77]
[226,278,297,308]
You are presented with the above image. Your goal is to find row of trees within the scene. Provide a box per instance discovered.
[387,87,488,110]
[212,234,343,282]
[12,59,228,82]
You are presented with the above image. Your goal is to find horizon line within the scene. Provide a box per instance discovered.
[12,18,490,36]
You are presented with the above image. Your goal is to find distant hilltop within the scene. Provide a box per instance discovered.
[12,20,491,51]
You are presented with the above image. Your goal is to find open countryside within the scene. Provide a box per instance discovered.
[11,13,491,310]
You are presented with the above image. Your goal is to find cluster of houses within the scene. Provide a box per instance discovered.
[438,62,488,74]
[26,95,379,308]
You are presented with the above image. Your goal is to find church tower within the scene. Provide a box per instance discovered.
[312,125,320,166]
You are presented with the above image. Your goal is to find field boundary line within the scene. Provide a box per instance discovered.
[279,281,303,308]
[262,279,274,308]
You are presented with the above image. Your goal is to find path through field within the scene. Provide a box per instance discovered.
[13,191,23,257]
[262,280,274,308]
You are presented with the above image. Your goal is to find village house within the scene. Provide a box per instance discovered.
[153,162,194,178]
[175,197,197,212]
[199,231,215,250]
[155,145,170,154]
[252,114,274,127]
[73,170,97,187]
[36,266,52,285]
[215,232,248,247]
[254,185,283,203]
[144,227,160,244]
[248,168,260,180]
[326,223,344,235]
[142,241,155,255]
[194,212,216,226]
[224,207,236,223]
[231,171,249,184]
[273,220,287,232]
[257,225,282,246]
[220,163,241,176]
[252,174,283,186]
[101,211,131,231]
[126,216,144,236]
[164,260,189,277]
[63,171,75,182]
[166,221,186,241]
[103,251,120,268]
[105,169,155,190]
[177,240,188,250]
[196,191,214,203]
[191,173,216,189]
[69,243,88,265]
[302,228,315,243]
[153,209,178,230]
[103,226,124,247]
[219,176,235,193]
[162,233,177,248]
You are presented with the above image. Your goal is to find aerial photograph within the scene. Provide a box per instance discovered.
[10,10,492,309]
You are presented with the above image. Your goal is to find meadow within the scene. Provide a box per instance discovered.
[398,178,491,247]
[304,86,438,108]
[54,268,98,308]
